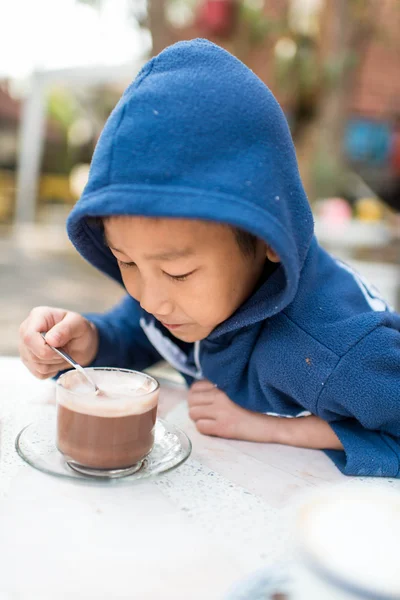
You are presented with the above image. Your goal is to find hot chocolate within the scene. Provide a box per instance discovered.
[56,368,159,470]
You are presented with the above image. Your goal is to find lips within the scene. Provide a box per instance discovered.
[161,322,183,329]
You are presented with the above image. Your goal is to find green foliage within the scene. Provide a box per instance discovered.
[238,2,282,45]
[311,148,346,199]
[322,54,348,89]
[47,89,79,133]
[274,37,320,99]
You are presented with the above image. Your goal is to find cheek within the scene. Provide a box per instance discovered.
[120,271,140,299]
[183,277,236,325]
[201,273,248,323]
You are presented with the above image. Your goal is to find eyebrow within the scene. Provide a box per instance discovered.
[143,248,195,260]
[103,232,195,261]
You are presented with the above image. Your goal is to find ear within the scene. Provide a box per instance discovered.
[266,246,280,263]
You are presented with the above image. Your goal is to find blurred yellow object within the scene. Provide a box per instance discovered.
[0,191,13,221]
[355,197,384,222]
[0,169,15,221]
[39,174,75,204]
[0,169,76,223]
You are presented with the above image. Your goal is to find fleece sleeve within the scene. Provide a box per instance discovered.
[84,295,162,371]
[316,325,400,477]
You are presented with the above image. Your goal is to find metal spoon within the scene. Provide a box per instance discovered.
[40,332,100,395]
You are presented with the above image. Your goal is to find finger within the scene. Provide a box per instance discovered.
[18,340,59,365]
[188,405,215,422]
[23,306,67,340]
[19,335,57,363]
[190,380,217,393]
[188,387,218,406]
[187,392,214,407]
[19,348,61,372]
[32,367,61,380]
[44,312,85,347]
[195,419,218,437]
[21,344,65,365]
[34,359,66,376]
[21,307,66,358]
[33,367,61,379]
[20,355,60,380]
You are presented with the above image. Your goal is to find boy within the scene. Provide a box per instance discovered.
[19,39,400,478]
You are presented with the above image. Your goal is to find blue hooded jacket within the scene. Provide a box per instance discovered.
[67,39,400,478]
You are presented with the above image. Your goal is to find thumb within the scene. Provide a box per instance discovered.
[44,312,84,347]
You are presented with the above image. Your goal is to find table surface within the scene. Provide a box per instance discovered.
[0,357,398,600]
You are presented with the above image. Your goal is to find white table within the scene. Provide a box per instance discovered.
[0,358,398,600]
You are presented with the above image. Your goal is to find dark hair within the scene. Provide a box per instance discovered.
[86,217,258,256]
[232,227,258,256]
[86,216,104,228]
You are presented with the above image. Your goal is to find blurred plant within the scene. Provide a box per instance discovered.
[45,88,78,173]
[46,83,121,174]
[74,0,398,201]
[270,0,395,200]
[47,88,79,133]
[237,0,282,45]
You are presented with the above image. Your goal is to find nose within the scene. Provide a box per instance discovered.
[137,280,174,316]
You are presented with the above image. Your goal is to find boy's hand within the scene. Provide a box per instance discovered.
[19,307,99,380]
[188,379,273,441]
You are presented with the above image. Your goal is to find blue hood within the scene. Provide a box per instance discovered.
[67,38,313,331]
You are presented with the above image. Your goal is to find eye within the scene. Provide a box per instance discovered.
[117,260,136,270]
[165,270,195,282]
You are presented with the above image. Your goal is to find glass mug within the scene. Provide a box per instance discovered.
[292,486,400,600]
[56,368,159,475]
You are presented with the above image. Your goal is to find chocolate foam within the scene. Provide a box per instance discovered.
[57,368,159,417]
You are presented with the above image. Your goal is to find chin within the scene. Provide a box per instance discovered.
[171,329,209,343]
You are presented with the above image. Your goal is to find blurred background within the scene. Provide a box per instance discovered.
[0,0,399,356]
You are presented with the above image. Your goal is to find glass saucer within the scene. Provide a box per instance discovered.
[15,413,192,483]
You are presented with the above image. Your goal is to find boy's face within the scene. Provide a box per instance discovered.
[104,216,270,343]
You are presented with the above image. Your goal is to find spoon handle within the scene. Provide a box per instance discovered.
[40,332,99,393]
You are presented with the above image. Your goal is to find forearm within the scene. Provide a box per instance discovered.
[274,415,343,450]
[240,411,343,450]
